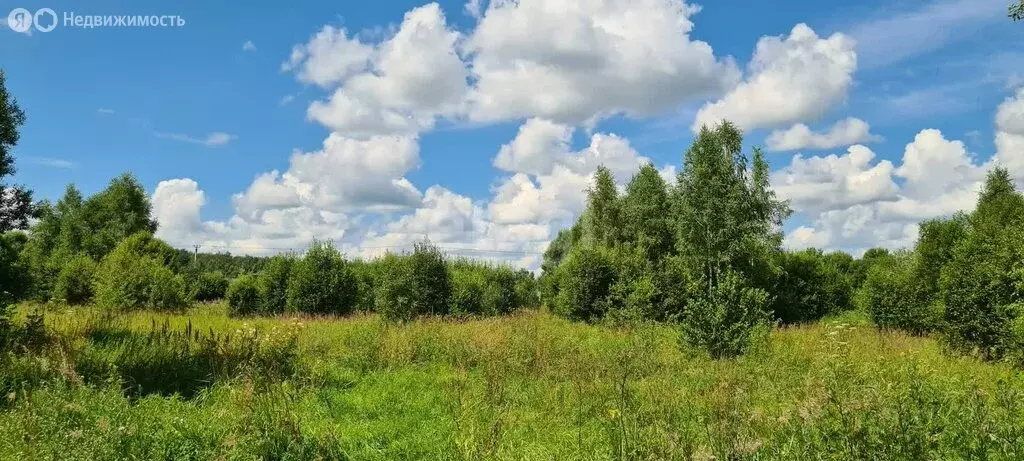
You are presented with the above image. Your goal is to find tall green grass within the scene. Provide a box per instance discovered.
[2,303,1024,459]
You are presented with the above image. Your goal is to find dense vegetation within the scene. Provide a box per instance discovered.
[541,123,846,357]
[3,307,1024,459]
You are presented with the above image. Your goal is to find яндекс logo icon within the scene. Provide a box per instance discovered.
[7,8,32,33]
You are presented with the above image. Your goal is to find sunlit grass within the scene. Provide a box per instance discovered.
[3,302,1023,459]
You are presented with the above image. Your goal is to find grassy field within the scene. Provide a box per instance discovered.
[3,304,1024,460]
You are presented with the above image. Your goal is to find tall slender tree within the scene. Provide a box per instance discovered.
[674,122,788,356]
[583,165,620,247]
[676,126,790,291]
[619,163,674,261]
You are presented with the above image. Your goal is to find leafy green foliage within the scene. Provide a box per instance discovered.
[52,253,97,305]
[606,245,660,321]
[675,123,788,286]
[184,270,229,302]
[348,259,378,312]
[912,215,968,303]
[21,179,162,302]
[0,69,34,233]
[374,241,452,321]
[0,231,29,306]
[539,223,581,305]
[94,233,185,311]
[227,274,262,317]
[861,252,938,335]
[533,121,789,358]
[773,249,854,324]
[79,174,159,261]
[257,254,295,315]
[941,168,1024,358]
[451,265,487,316]
[619,163,674,262]
[373,254,416,321]
[446,260,537,317]
[147,266,187,311]
[679,269,770,358]
[673,123,785,354]
[406,241,452,316]
[583,165,621,246]
[174,250,268,278]
[286,241,357,315]
[552,245,617,321]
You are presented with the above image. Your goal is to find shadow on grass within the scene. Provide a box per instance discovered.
[77,319,299,399]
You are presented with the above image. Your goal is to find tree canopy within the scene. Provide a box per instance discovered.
[0,69,33,232]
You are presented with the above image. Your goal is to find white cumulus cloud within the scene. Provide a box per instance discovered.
[296,4,469,138]
[465,0,739,125]
[778,129,989,253]
[766,117,881,151]
[692,24,856,132]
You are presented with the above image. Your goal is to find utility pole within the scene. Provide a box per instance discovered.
[193,244,199,265]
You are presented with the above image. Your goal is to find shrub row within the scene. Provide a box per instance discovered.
[21,232,229,310]
[227,240,538,321]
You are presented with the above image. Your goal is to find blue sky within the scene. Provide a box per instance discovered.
[2,0,1023,265]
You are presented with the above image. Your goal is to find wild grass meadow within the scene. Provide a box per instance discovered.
[3,304,1024,460]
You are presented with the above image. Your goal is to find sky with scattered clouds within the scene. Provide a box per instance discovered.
[3,0,1023,268]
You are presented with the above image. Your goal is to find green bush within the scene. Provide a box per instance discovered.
[407,241,451,316]
[679,270,770,358]
[95,256,158,310]
[374,241,452,321]
[227,274,262,317]
[373,254,416,321]
[773,249,853,324]
[257,255,294,315]
[449,261,533,316]
[912,215,967,304]
[112,231,181,269]
[607,245,660,321]
[552,245,617,321]
[185,270,229,302]
[940,168,1024,358]
[940,231,1022,356]
[860,253,937,335]
[450,267,486,315]
[1004,302,1024,367]
[148,266,186,311]
[513,269,539,308]
[482,266,518,315]
[0,231,31,306]
[52,253,97,305]
[348,260,378,312]
[286,241,357,315]
[93,233,183,310]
